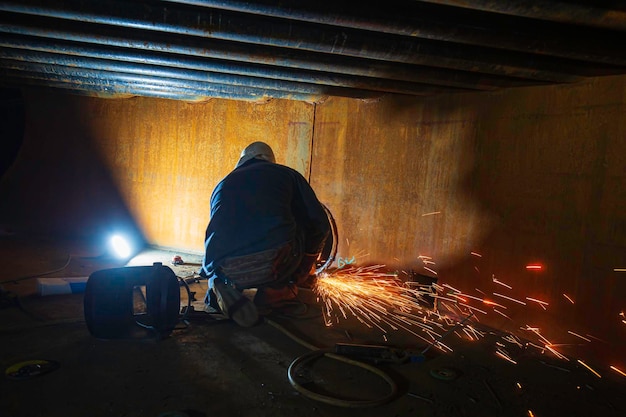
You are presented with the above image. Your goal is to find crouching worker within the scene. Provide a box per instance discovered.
[200,141,330,327]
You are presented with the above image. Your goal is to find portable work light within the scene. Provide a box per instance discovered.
[109,234,132,259]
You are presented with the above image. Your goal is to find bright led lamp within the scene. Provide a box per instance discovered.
[109,234,132,259]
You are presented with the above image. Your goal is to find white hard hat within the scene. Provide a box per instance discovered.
[235,141,276,168]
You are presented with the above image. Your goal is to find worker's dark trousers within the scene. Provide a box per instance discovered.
[203,232,305,305]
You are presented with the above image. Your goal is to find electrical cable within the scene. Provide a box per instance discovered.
[172,275,193,331]
[0,253,84,321]
[315,204,338,275]
[265,318,398,408]
[177,275,193,323]
[1,254,73,284]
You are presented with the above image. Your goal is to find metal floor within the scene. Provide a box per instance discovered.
[1,235,625,417]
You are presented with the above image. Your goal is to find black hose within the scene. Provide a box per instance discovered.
[266,318,398,407]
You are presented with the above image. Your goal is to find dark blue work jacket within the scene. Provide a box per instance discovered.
[201,158,330,276]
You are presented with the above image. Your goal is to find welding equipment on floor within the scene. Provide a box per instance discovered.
[84,262,182,340]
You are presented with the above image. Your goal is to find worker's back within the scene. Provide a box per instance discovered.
[204,158,298,268]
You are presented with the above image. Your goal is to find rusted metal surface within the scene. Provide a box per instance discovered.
[84,96,314,250]
[311,95,488,270]
[0,89,313,251]
[311,76,626,362]
[1,74,625,363]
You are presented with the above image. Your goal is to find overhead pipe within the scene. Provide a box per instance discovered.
[0,37,475,96]
[0,61,335,102]
[0,48,391,99]
[1,73,220,102]
[0,17,559,90]
[165,0,626,65]
[0,1,596,82]
[408,0,626,32]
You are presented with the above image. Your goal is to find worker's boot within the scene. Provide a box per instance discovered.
[212,279,259,327]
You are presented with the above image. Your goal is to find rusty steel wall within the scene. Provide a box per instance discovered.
[311,96,490,269]
[1,89,313,252]
[311,77,626,367]
[2,74,625,366]
[81,95,314,251]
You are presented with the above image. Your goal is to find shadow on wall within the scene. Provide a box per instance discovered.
[0,88,24,181]
[0,87,146,252]
[437,83,626,369]
[316,87,626,370]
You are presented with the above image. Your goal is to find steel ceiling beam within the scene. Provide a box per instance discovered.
[0,49,394,99]
[1,0,625,102]
[0,12,581,91]
[0,35,477,96]
[0,1,607,81]
[0,61,328,102]
[409,0,626,31]
[164,0,626,65]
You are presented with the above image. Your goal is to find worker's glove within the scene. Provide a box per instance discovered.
[292,252,319,286]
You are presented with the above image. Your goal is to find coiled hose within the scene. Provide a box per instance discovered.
[266,318,398,408]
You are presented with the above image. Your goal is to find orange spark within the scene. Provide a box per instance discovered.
[563,294,575,304]
[458,303,488,315]
[526,264,543,271]
[470,252,482,257]
[443,283,461,293]
[494,292,527,305]
[423,266,438,276]
[448,293,468,303]
[495,350,518,365]
[567,331,591,342]
[503,334,523,348]
[482,299,507,308]
[421,211,441,216]
[614,268,626,272]
[457,293,484,303]
[516,382,522,389]
[492,276,513,289]
[461,328,475,341]
[526,297,549,306]
[528,411,535,417]
[610,366,626,377]
[494,309,511,320]
[546,344,568,361]
[314,266,470,350]
[577,359,602,378]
